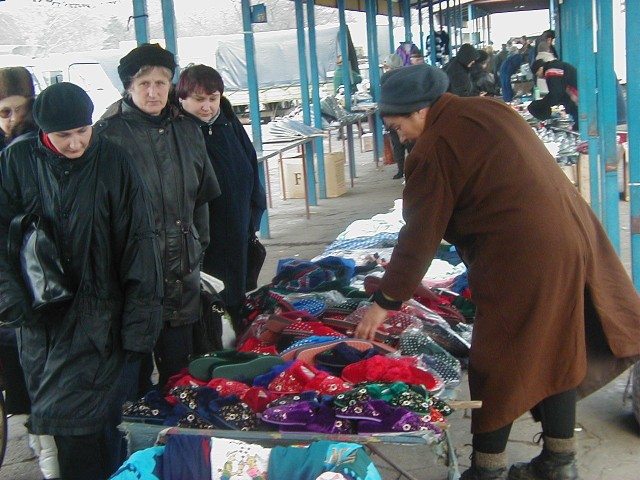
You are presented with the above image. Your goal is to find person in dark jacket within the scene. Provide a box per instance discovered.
[0,82,163,480]
[470,49,497,96]
[94,44,221,389]
[529,30,558,68]
[444,43,478,97]
[176,64,266,334]
[0,66,62,480]
[0,66,36,150]
[528,58,579,127]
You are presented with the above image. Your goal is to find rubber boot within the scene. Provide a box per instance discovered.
[508,437,580,480]
[460,451,508,480]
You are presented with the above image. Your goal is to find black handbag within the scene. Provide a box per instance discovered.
[193,273,227,356]
[246,234,266,292]
[8,213,74,312]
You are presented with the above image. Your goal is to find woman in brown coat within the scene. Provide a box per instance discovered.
[355,64,640,480]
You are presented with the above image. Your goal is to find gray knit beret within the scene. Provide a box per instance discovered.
[33,82,93,134]
[379,64,449,115]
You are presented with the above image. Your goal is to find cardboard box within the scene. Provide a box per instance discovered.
[361,133,374,152]
[323,152,346,198]
[282,155,306,199]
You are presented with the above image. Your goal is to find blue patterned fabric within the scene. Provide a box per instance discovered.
[322,232,398,254]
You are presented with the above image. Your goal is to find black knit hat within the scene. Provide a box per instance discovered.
[0,66,35,101]
[379,64,449,116]
[118,43,177,88]
[33,82,94,134]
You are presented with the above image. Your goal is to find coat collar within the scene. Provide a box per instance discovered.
[423,93,455,132]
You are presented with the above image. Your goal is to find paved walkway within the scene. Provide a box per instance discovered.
[1,133,638,480]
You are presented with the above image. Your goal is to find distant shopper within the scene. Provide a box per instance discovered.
[409,49,425,65]
[0,66,36,149]
[95,43,221,389]
[177,64,266,334]
[0,66,61,480]
[528,58,578,127]
[529,29,558,67]
[333,54,362,95]
[0,82,163,480]
[444,43,478,97]
[470,49,497,96]
[499,43,531,102]
[382,54,411,180]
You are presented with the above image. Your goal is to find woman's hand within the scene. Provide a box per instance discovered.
[354,303,388,341]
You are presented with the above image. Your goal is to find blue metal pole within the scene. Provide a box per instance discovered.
[160,0,178,80]
[446,0,452,55]
[457,0,463,49]
[131,0,149,45]
[626,0,640,287]
[338,0,356,182]
[366,0,384,165]
[294,0,318,207]
[596,0,619,251]
[403,0,412,42]
[558,0,570,63]
[387,0,395,54]
[418,0,424,58]
[549,0,556,31]
[306,0,327,200]
[241,0,268,238]
[428,0,437,65]
[571,0,601,218]
[367,0,384,162]
[468,5,474,45]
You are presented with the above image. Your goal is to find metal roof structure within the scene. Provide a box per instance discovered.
[301,0,549,17]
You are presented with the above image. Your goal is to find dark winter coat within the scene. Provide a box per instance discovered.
[0,133,163,435]
[95,100,221,327]
[444,44,478,97]
[379,93,640,434]
[186,97,266,310]
[528,60,578,123]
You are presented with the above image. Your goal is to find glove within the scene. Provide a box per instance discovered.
[0,302,33,328]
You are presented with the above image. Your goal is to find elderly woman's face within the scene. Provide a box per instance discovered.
[181,89,221,122]
[127,67,171,116]
[0,95,29,135]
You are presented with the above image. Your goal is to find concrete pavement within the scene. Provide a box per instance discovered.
[1,133,638,480]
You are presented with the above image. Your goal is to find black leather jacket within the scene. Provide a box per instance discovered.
[96,100,221,326]
[0,133,163,435]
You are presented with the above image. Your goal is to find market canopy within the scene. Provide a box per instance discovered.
[303,0,549,16]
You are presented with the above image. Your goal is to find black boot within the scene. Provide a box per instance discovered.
[461,452,508,480]
[461,467,508,480]
[508,437,580,480]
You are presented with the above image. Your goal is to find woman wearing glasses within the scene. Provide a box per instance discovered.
[0,66,36,149]
[0,66,63,480]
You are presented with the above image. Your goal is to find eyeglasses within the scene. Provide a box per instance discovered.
[0,103,27,119]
